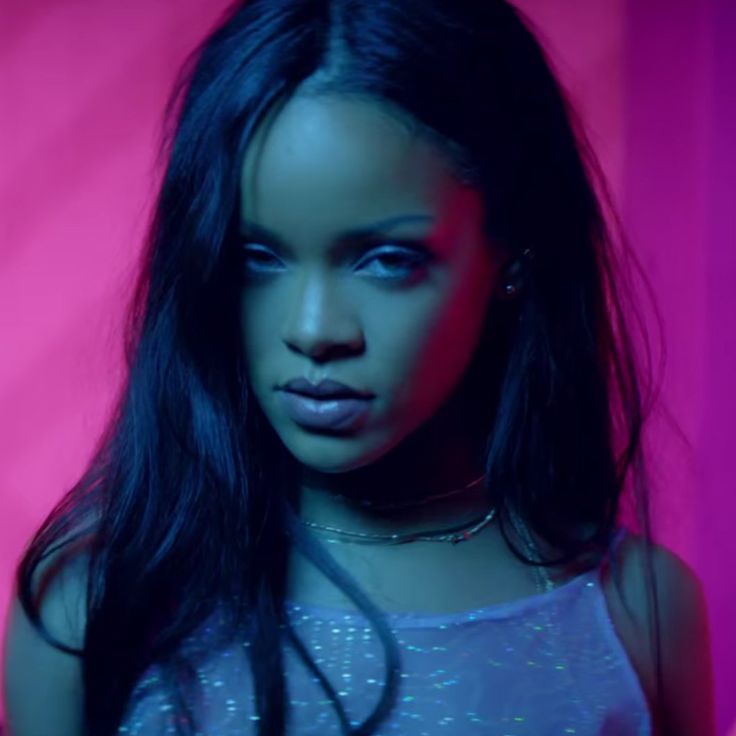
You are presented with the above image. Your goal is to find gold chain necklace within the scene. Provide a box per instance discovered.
[340,473,487,512]
[298,474,554,591]
[299,473,495,545]
[301,505,497,545]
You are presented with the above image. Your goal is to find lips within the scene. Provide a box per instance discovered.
[277,391,374,430]
[281,377,374,400]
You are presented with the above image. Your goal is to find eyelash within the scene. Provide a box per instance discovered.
[238,244,429,280]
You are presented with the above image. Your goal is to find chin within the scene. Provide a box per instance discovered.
[285,433,397,476]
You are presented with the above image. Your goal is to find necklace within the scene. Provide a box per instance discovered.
[302,505,497,545]
[298,473,554,591]
[510,510,555,593]
[300,473,497,545]
[345,473,487,512]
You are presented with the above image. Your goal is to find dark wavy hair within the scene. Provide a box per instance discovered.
[14,0,671,733]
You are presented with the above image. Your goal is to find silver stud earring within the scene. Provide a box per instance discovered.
[503,248,535,296]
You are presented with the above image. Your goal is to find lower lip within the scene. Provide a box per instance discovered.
[277,391,373,431]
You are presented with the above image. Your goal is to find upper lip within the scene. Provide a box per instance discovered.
[280,377,374,399]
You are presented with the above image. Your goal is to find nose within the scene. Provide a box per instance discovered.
[281,272,364,361]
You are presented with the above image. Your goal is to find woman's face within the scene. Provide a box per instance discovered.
[239,93,504,474]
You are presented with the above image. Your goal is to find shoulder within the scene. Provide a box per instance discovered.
[602,529,716,736]
[2,534,91,735]
[36,546,91,648]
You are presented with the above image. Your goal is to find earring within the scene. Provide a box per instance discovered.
[500,248,534,299]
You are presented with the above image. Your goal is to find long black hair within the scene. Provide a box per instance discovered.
[15,0,669,733]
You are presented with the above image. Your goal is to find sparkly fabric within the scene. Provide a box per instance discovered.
[117,527,651,735]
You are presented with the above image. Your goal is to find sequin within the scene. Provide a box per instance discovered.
[117,528,651,735]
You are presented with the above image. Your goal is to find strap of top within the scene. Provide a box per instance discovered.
[599,525,629,582]
[611,526,628,553]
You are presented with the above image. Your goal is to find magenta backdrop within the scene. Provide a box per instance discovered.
[1,0,733,731]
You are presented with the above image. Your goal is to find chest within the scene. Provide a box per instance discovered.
[287,529,659,724]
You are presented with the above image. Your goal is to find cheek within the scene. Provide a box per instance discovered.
[380,272,493,414]
[373,297,484,412]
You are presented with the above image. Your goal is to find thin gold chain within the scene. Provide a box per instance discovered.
[302,505,497,545]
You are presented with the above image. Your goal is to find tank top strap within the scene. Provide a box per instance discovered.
[598,525,629,582]
[610,525,628,553]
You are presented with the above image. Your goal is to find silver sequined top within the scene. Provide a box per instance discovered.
[117,527,651,735]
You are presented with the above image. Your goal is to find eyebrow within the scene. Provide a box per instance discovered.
[238,214,436,249]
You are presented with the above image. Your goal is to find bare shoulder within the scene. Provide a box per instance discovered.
[2,535,91,736]
[601,530,716,736]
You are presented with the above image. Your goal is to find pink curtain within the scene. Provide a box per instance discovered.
[620,2,736,732]
[1,0,733,731]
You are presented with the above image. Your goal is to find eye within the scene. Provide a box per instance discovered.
[359,247,428,279]
[238,242,430,281]
[241,247,279,267]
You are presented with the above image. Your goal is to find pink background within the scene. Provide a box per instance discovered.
[1,0,734,731]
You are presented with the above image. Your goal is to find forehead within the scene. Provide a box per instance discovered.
[239,94,473,238]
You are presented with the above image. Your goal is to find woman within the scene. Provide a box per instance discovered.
[2,0,715,734]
